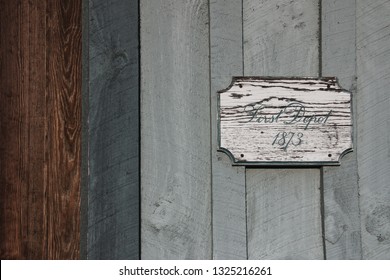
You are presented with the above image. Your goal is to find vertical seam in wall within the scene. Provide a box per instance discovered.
[241,0,248,260]
[138,0,142,260]
[320,168,327,259]
[80,0,89,260]
[318,0,322,77]
[208,0,214,260]
[241,0,245,75]
[354,0,363,260]
[318,0,326,260]
[43,0,49,259]
[245,169,249,259]
[320,167,327,260]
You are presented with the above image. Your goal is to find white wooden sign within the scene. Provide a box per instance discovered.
[218,77,353,166]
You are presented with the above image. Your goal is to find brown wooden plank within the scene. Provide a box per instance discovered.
[45,0,82,259]
[0,0,81,259]
[0,0,47,259]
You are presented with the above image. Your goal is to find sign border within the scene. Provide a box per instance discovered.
[217,76,353,166]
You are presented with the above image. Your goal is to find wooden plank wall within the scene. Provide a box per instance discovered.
[1,0,389,260]
[0,0,81,259]
[139,0,390,260]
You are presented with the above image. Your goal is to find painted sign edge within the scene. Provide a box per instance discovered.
[217,76,354,167]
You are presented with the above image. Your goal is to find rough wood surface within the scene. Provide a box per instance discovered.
[356,0,390,259]
[219,78,352,165]
[322,0,362,259]
[243,0,324,259]
[46,0,82,259]
[246,169,323,259]
[0,0,47,259]
[87,0,139,259]
[0,0,81,259]
[210,0,247,260]
[140,0,211,259]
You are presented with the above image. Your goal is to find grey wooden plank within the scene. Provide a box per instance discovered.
[243,0,324,259]
[246,169,323,259]
[243,0,319,76]
[356,0,390,259]
[140,0,211,259]
[87,0,139,259]
[322,0,362,259]
[210,0,247,260]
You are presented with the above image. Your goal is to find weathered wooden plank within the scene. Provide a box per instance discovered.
[87,0,139,259]
[210,0,246,260]
[243,0,324,259]
[46,0,82,259]
[0,0,47,259]
[356,0,390,259]
[243,0,319,76]
[322,0,362,259]
[246,169,323,259]
[140,0,211,259]
[219,78,353,165]
[0,0,81,259]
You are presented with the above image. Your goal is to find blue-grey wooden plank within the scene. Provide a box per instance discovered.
[322,0,362,259]
[243,0,324,259]
[210,0,247,260]
[356,0,390,259]
[87,0,139,259]
[140,0,211,259]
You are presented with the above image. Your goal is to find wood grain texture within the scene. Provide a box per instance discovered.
[141,0,212,259]
[243,0,324,259]
[0,0,81,259]
[141,0,211,259]
[210,0,247,259]
[0,0,46,259]
[87,0,139,259]
[243,0,319,76]
[46,0,82,259]
[219,78,352,165]
[356,0,390,259]
[246,169,323,259]
[322,0,362,259]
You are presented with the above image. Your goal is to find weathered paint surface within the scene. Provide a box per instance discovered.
[87,0,139,259]
[210,0,247,260]
[84,0,389,260]
[219,77,353,165]
[140,0,212,259]
[356,0,390,259]
[243,0,324,260]
[246,169,323,259]
[322,0,362,260]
